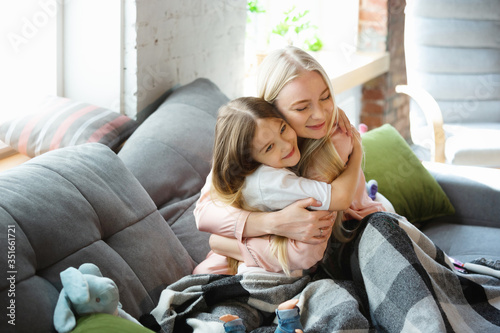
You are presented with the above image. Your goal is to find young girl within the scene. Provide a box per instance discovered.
[195,96,363,276]
[197,96,361,333]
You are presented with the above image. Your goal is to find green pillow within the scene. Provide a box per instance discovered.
[361,124,455,224]
[71,314,154,333]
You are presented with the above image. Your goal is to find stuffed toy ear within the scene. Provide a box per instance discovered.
[60,267,89,304]
[53,289,76,333]
[78,263,103,277]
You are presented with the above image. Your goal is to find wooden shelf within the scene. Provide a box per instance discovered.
[313,50,390,94]
[244,50,390,96]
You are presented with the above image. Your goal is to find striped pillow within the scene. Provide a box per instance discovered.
[0,96,138,157]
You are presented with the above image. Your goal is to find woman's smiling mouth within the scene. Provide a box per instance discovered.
[306,122,325,131]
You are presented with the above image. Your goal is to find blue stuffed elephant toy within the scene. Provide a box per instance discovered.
[53,263,141,333]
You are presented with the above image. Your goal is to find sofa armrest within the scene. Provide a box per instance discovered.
[423,161,500,228]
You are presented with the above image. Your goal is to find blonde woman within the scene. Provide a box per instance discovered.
[195,96,362,276]
[195,46,388,276]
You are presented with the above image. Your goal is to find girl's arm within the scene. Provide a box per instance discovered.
[210,232,332,273]
[328,125,386,220]
[241,228,333,272]
[195,172,333,244]
[209,234,244,261]
[327,131,363,211]
[336,107,353,136]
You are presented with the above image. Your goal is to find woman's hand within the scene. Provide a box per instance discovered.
[268,198,334,244]
[336,107,353,136]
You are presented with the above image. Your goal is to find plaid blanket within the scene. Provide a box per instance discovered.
[148,212,500,333]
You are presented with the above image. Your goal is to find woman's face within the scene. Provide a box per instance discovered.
[251,118,300,169]
[274,70,334,139]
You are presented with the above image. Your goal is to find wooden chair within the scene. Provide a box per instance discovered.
[400,0,500,167]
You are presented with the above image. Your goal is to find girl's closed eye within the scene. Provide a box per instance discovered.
[280,123,287,134]
[321,93,331,101]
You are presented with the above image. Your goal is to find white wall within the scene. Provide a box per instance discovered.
[126,0,247,116]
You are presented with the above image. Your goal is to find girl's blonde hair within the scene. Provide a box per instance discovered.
[257,46,355,244]
[211,97,293,274]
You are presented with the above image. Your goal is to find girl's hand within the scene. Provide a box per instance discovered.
[269,198,334,244]
[336,107,352,136]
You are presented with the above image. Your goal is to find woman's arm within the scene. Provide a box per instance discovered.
[195,172,334,244]
[194,173,250,241]
[244,198,334,243]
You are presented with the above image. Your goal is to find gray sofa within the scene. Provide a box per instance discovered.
[1,78,499,332]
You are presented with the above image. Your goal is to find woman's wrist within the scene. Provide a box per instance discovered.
[262,208,306,239]
[265,210,282,236]
[243,211,276,237]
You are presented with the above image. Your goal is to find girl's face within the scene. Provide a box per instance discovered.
[251,118,300,168]
[275,70,334,139]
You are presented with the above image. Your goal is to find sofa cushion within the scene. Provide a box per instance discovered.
[421,222,500,264]
[0,96,138,157]
[0,143,194,332]
[423,161,500,229]
[118,78,229,264]
[443,123,500,167]
[361,124,455,225]
[119,78,228,207]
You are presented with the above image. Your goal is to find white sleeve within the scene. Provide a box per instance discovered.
[243,166,331,211]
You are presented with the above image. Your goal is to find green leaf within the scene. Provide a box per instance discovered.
[247,0,265,14]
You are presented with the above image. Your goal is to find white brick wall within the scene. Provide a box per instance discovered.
[124,0,247,116]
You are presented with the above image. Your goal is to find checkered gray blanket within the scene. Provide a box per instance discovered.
[148,212,500,332]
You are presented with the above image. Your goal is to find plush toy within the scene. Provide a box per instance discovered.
[53,263,141,333]
[366,179,378,201]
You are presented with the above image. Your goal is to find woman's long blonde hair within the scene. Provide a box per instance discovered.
[257,46,355,244]
[211,97,294,275]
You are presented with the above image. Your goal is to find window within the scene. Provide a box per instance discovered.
[245,0,360,75]
[0,0,58,124]
[0,0,122,157]
[245,0,364,123]
[0,0,121,125]
[62,0,122,112]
